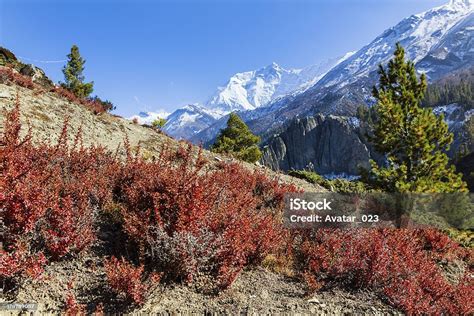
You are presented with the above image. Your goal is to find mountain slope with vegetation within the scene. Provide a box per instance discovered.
[0,62,322,193]
[1,42,473,315]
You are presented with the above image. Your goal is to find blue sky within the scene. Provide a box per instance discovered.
[1,0,446,117]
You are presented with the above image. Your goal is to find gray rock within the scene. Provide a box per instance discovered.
[261,114,371,175]
[19,64,54,89]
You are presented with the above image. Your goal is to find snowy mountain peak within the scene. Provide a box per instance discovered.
[268,61,281,69]
[157,55,350,139]
[316,0,473,89]
[446,0,473,12]
[205,55,351,113]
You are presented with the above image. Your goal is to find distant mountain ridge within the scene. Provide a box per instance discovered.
[131,0,473,157]
[144,54,354,140]
[191,0,474,147]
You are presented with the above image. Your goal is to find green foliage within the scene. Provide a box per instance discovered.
[437,193,473,229]
[444,228,474,248]
[356,104,377,126]
[0,47,19,67]
[61,45,94,99]
[211,113,262,163]
[151,118,167,129]
[288,170,370,193]
[456,151,474,192]
[365,44,467,193]
[423,68,474,110]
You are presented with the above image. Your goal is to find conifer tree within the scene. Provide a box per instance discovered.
[152,118,167,129]
[367,43,467,193]
[211,113,262,163]
[61,45,94,98]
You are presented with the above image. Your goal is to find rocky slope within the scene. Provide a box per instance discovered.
[0,77,323,193]
[261,66,474,175]
[6,249,400,315]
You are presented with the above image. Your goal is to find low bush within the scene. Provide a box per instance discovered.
[288,170,370,193]
[1,99,118,290]
[297,228,473,315]
[52,86,113,114]
[64,283,86,315]
[0,66,112,114]
[104,256,157,305]
[112,144,297,290]
[0,67,35,89]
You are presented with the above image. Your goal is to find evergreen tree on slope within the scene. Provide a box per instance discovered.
[211,113,262,163]
[367,43,467,193]
[61,45,94,99]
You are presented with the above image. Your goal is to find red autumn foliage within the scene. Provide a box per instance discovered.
[52,86,111,114]
[1,99,117,288]
[0,67,35,89]
[112,143,297,289]
[298,228,474,315]
[0,65,111,114]
[2,102,472,314]
[104,256,152,305]
[64,288,86,315]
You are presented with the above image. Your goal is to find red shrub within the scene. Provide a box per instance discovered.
[298,228,474,315]
[0,66,111,114]
[104,256,152,305]
[0,245,46,280]
[0,67,35,89]
[1,100,118,287]
[1,101,294,293]
[64,289,86,315]
[112,144,296,289]
[52,86,109,114]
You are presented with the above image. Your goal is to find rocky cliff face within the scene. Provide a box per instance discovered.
[261,115,372,175]
[262,105,474,175]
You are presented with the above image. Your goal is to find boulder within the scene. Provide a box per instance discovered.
[19,64,54,89]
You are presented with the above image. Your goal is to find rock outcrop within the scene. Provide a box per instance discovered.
[261,114,372,175]
[0,46,54,89]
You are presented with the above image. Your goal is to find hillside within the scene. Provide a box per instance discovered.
[0,72,404,315]
[0,76,323,193]
[1,53,473,314]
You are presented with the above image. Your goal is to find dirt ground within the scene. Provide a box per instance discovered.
[1,251,400,315]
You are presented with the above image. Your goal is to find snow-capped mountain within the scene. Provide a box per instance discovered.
[317,0,473,89]
[206,55,352,113]
[139,0,473,145]
[206,0,474,143]
[161,54,353,139]
[162,104,222,140]
[418,7,474,78]
[128,110,170,125]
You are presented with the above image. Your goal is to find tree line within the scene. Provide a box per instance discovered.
[423,68,474,110]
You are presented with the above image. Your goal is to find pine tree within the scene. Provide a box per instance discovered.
[152,118,167,129]
[61,45,94,98]
[211,113,262,163]
[367,44,467,193]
